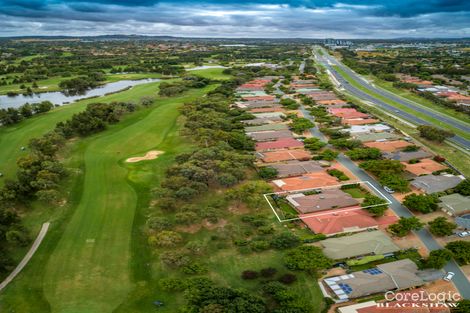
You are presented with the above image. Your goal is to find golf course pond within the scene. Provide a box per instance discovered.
[0,78,161,109]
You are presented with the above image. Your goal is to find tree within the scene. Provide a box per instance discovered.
[329,138,362,150]
[149,230,183,247]
[284,246,332,273]
[241,270,259,280]
[258,166,278,179]
[379,175,409,192]
[318,149,338,161]
[424,249,453,269]
[446,241,470,265]
[417,125,454,142]
[289,117,314,133]
[360,160,405,176]
[403,194,438,214]
[361,194,388,216]
[271,232,301,250]
[278,273,297,285]
[346,148,382,160]
[455,179,470,196]
[454,299,470,313]
[428,217,457,237]
[389,217,424,237]
[260,267,277,278]
[303,137,326,151]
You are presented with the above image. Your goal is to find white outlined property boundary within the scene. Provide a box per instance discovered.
[264,180,392,223]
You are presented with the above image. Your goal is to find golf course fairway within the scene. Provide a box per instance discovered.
[0,80,162,183]
[0,85,214,313]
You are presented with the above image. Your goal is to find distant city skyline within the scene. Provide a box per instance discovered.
[0,0,469,38]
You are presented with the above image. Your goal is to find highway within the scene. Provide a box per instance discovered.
[299,104,470,299]
[312,47,470,149]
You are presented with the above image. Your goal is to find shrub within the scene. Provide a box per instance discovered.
[278,273,297,285]
[260,267,277,278]
[271,232,301,250]
[241,270,259,280]
[258,166,278,179]
[327,169,349,181]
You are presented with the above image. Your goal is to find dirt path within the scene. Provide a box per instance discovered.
[0,222,50,292]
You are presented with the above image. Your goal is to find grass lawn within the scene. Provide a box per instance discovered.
[0,86,215,313]
[333,65,470,141]
[0,80,164,184]
[189,68,232,80]
[367,76,470,125]
[343,187,367,198]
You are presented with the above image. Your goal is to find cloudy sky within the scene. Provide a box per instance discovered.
[0,0,469,38]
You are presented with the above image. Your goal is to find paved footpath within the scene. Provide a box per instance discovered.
[0,222,50,292]
[299,105,470,299]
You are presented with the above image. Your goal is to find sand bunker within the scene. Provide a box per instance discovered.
[125,150,163,163]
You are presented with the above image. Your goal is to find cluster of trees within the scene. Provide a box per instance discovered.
[303,137,327,151]
[455,179,470,196]
[359,160,410,192]
[346,147,382,160]
[361,194,388,216]
[446,241,470,265]
[329,138,362,150]
[417,125,454,142]
[388,217,424,237]
[288,117,314,133]
[402,193,438,214]
[326,169,349,181]
[159,75,210,97]
[280,98,299,110]
[0,101,53,125]
[59,72,105,94]
[428,217,456,237]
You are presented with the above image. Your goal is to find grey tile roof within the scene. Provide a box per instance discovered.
[287,189,359,214]
[248,130,293,142]
[439,194,470,216]
[411,174,464,194]
[267,160,324,178]
[383,150,432,162]
[321,231,400,260]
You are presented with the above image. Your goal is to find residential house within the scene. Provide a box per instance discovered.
[266,160,324,178]
[439,194,470,216]
[402,159,447,176]
[364,140,412,152]
[255,138,304,151]
[248,130,293,142]
[300,206,398,236]
[320,230,400,260]
[271,172,339,191]
[323,259,434,300]
[286,188,359,214]
[245,123,288,132]
[354,133,400,142]
[345,124,391,135]
[383,150,433,162]
[256,149,312,163]
[411,174,465,194]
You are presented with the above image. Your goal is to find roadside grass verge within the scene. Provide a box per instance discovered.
[333,65,470,141]
[367,76,470,125]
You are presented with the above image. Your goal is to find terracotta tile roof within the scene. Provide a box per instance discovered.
[402,159,447,176]
[364,140,412,152]
[249,107,284,113]
[317,99,347,105]
[329,108,369,119]
[242,95,276,101]
[300,207,398,235]
[271,172,338,191]
[342,118,380,125]
[255,138,304,151]
[258,149,312,163]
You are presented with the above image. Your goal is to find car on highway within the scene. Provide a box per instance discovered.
[443,272,455,282]
[383,186,395,194]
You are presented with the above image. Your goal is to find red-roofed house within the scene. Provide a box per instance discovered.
[242,95,276,101]
[271,172,339,191]
[329,108,369,119]
[300,207,398,236]
[255,138,304,151]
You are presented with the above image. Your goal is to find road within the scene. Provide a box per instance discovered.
[299,105,470,299]
[312,47,470,149]
[0,222,50,292]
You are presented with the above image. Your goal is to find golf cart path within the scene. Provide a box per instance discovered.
[0,222,50,292]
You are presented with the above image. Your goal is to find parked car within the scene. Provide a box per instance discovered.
[383,186,395,193]
[443,272,455,282]
[457,231,470,238]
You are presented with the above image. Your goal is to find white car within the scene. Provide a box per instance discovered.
[383,186,395,194]
[443,272,455,282]
[457,231,470,238]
